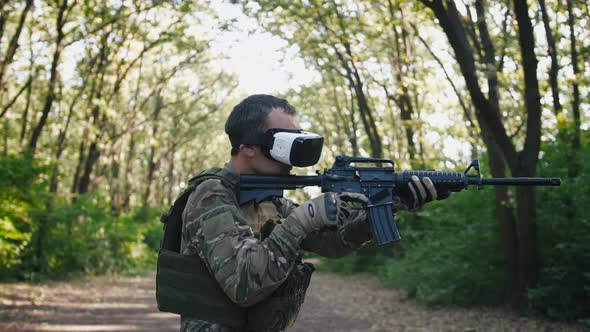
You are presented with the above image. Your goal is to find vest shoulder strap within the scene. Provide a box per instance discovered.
[190,167,239,197]
[159,167,237,253]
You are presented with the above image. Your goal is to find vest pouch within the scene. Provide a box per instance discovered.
[156,249,247,328]
[246,261,315,332]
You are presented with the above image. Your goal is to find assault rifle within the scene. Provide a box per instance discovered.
[239,155,561,246]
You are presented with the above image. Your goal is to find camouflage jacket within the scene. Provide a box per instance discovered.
[180,163,370,332]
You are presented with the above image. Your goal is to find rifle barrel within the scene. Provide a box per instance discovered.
[477,177,561,186]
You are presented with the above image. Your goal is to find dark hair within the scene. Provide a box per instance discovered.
[225,94,296,155]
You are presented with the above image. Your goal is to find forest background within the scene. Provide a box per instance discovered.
[0,0,588,326]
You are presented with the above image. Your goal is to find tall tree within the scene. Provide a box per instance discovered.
[538,0,561,115]
[419,0,543,304]
[0,0,33,99]
[28,0,75,155]
[566,0,581,148]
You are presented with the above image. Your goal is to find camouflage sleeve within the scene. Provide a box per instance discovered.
[181,179,306,307]
[299,229,354,258]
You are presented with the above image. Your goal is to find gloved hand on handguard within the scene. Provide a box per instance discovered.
[394,175,450,211]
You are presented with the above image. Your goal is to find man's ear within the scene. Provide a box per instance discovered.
[239,144,258,158]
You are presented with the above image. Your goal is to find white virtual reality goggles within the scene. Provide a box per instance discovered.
[230,128,324,167]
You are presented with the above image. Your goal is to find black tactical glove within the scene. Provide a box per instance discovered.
[394,175,438,211]
[338,208,371,249]
[285,192,368,235]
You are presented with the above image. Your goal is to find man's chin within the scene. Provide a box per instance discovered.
[257,166,291,176]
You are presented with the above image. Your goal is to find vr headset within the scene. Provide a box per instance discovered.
[230,128,324,167]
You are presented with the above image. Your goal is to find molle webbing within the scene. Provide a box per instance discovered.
[156,249,247,327]
[156,167,245,327]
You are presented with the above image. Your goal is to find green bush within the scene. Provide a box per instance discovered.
[377,189,505,306]
[0,153,163,280]
[0,153,43,278]
[43,195,130,275]
[127,206,163,252]
[31,197,162,278]
[318,242,393,275]
[529,128,590,323]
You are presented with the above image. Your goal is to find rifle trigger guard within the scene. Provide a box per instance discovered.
[366,202,394,208]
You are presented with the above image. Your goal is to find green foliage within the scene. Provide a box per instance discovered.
[320,187,505,306]
[318,243,393,275]
[0,153,44,278]
[377,189,505,306]
[127,206,163,253]
[528,128,590,323]
[0,154,163,280]
[23,196,162,279]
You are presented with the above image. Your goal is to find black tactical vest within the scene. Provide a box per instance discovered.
[156,167,314,331]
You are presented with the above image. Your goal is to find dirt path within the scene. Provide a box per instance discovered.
[0,272,585,332]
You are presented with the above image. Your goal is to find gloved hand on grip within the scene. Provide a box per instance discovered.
[285,192,368,235]
[394,175,439,211]
[338,208,371,249]
[333,192,368,227]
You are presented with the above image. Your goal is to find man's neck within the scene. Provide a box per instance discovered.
[229,157,250,175]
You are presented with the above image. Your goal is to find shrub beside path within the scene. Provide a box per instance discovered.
[0,271,585,332]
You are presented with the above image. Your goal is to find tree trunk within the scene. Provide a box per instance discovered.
[28,0,73,274]
[0,0,33,95]
[49,91,79,193]
[387,0,417,163]
[538,0,561,115]
[33,201,52,273]
[71,139,85,201]
[19,65,33,144]
[27,0,68,155]
[77,29,111,195]
[2,119,7,153]
[166,142,177,207]
[122,133,136,210]
[327,69,357,155]
[0,2,7,42]
[77,140,100,195]
[143,91,163,206]
[350,66,382,158]
[108,127,123,215]
[512,0,543,292]
[420,0,543,306]
[0,76,30,118]
[421,0,517,167]
[347,89,360,156]
[566,0,581,149]
[481,122,519,303]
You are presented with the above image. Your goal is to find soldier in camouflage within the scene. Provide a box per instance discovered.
[179,95,438,332]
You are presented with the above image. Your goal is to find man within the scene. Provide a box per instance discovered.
[179,94,438,331]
